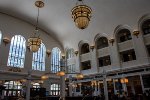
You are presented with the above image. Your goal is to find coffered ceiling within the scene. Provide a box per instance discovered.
[0,0,150,49]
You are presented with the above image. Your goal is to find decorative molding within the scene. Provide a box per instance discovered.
[8,67,21,72]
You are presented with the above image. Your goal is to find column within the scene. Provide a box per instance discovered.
[113,79,116,94]
[0,37,10,68]
[90,47,98,73]
[43,79,50,95]
[130,79,135,94]
[103,75,108,100]
[132,32,149,64]
[97,81,100,96]
[122,83,127,93]
[60,76,65,100]
[26,70,32,100]
[60,58,66,100]
[69,75,73,96]
[109,40,121,69]
[95,81,98,96]
[74,50,80,72]
[49,82,52,95]
[79,83,82,96]
[140,74,144,93]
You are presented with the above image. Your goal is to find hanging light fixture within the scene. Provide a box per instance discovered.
[56,71,66,76]
[28,0,44,52]
[120,78,128,84]
[76,73,84,79]
[71,0,92,29]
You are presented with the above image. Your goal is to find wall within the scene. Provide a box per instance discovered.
[0,13,62,84]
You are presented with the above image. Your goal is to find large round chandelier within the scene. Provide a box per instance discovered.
[28,0,44,52]
[71,0,92,29]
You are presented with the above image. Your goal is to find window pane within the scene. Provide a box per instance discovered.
[50,84,60,96]
[120,49,136,62]
[142,19,150,35]
[81,43,90,54]
[81,61,91,70]
[117,29,132,43]
[96,37,108,49]
[7,35,26,68]
[51,47,61,73]
[32,43,46,71]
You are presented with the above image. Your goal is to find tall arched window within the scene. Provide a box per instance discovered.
[117,29,132,43]
[7,35,26,68]
[0,31,2,44]
[32,43,46,71]
[51,47,61,73]
[142,19,150,35]
[66,48,74,59]
[80,43,90,54]
[96,37,108,49]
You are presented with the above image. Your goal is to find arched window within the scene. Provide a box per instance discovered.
[32,43,46,71]
[142,19,150,35]
[7,35,26,68]
[66,48,74,59]
[0,31,2,44]
[50,84,60,96]
[51,47,61,73]
[117,29,132,43]
[80,43,90,54]
[96,37,108,49]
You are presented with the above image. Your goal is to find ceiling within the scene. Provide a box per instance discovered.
[0,0,150,49]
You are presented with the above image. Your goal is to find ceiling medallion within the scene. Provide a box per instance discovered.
[72,0,92,29]
[28,0,44,52]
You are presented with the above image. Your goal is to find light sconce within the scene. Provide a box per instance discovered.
[62,55,65,59]
[133,31,140,38]
[20,79,27,83]
[41,75,49,80]
[74,51,78,56]
[27,45,30,52]
[109,38,115,46]
[3,37,10,45]
[90,45,95,51]
[46,49,51,57]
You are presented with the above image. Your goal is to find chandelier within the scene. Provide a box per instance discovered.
[28,0,44,52]
[71,0,92,29]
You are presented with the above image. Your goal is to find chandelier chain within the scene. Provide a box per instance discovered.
[35,7,39,31]
[76,0,84,5]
